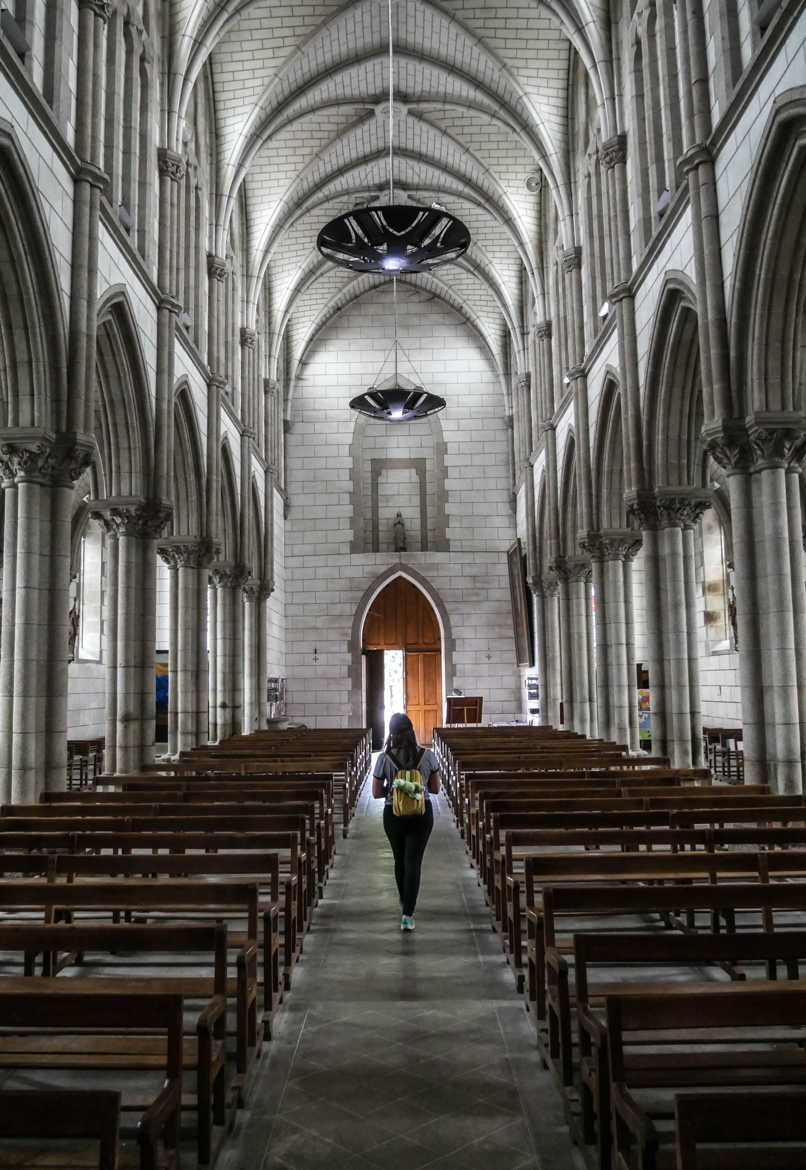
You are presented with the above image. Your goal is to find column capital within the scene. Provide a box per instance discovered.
[626,488,712,531]
[517,371,531,393]
[704,415,806,474]
[90,497,172,539]
[534,320,552,341]
[565,365,586,385]
[541,571,559,598]
[601,133,627,169]
[679,142,712,174]
[608,280,632,305]
[210,560,250,589]
[78,0,111,19]
[259,578,274,601]
[242,576,262,601]
[240,327,257,350]
[157,537,217,569]
[208,374,227,391]
[157,148,185,183]
[561,246,582,272]
[159,294,182,315]
[550,554,592,583]
[207,254,228,282]
[76,161,109,191]
[580,528,642,561]
[0,430,94,487]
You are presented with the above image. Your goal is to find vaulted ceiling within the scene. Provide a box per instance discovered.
[168,0,615,386]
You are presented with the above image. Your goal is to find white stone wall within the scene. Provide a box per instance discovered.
[66,662,106,739]
[285,283,521,728]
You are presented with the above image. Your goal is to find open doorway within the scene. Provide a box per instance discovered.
[362,576,443,749]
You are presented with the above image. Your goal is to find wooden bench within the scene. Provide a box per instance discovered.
[0,988,182,1170]
[0,922,233,1164]
[0,1088,121,1169]
[607,985,806,1170]
[573,931,806,1170]
[674,1088,806,1169]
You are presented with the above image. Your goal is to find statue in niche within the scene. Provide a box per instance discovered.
[68,596,80,663]
[727,584,738,650]
[393,512,407,552]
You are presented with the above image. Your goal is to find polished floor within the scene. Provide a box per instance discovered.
[218,783,585,1170]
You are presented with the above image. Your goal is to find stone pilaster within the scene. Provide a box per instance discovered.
[242,577,262,734]
[540,571,562,727]
[0,432,94,800]
[91,497,171,773]
[705,415,806,791]
[552,555,593,735]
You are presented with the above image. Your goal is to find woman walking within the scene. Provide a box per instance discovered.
[372,712,441,931]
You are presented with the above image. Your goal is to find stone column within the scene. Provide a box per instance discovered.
[207,580,218,742]
[581,531,642,747]
[0,435,93,802]
[541,573,563,727]
[92,498,170,774]
[154,148,185,505]
[242,578,262,735]
[211,562,249,742]
[551,556,593,734]
[158,538,214,753]
[257,579,273,730]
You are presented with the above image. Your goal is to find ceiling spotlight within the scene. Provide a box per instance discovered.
[598,299,611,318]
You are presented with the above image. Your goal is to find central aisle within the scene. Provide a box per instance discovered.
[219,784,585,1170]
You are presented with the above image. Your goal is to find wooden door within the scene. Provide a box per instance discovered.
[405,651,442,746]
[364,650,385,750]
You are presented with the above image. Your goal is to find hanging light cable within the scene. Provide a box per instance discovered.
[317,0,470,274]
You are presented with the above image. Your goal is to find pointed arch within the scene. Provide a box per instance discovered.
[592,370,628,529]
[219,439,239,562]
[729,87,806,416]
[348,565,456,727]
[643,272,703,489]
[172,380,205,536]
[0,120,68,432]
[95,288,154,499]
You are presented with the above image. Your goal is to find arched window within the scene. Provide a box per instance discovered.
[700,508,732,654]
[77,518,104,662]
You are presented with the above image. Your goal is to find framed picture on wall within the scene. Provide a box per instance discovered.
[507,538,534,667]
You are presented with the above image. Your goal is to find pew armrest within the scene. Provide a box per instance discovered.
[196,993,227,1033]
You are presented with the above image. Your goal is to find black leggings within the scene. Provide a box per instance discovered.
[382,802,434,917]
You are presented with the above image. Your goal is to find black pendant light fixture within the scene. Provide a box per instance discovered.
[316,0,470,274]
[349,278,446,421]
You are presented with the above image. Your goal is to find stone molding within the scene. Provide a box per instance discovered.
[704,415,806,473]
[242,577,262,601]
[208,374,227,391]
[608,280,632,304]
[90,497,172,539]
[157,537,217,570]
[627,487,712,531]
[535,320,552,341]
[240,327,257,350]
[517,372,531,394]
[0,431,94,487]
[157,148,185,183]
[78,0,111,18]
[159,294,181,315]
[76,161,108,191]
[565,365,586,385]
[679,142,712,174]
[207,254,228,282]
[580,528,642,562]
[551,555,592,583]
[210,561,250,589]
[561,246,582,272]
[601,133,627,169]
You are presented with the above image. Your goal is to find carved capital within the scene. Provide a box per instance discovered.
[580,528,642,562]
[207,254,228,282]
[240,327,257,350]
[91,497,172,539]
[601,133,627,169]
[157,148,185,183]
[608,281,632,305]
[626,489,662,531]
[210,561,250,589]
[565,365,586,386]
[158,537,217,570]
[561,246,582,272]
[702,420,755,474]
[76,161,108,192]
[655,489,713,529]
[208,374,227,392]
[541,571,559,598]
[242,577,262,601]
[534,320,552,342]
[517,372,531,394]
[550,555,591,584]
[679,142,712,174]
[78,0,111,19]
[0,431,94,487]
[746,414,806,471]
[259,579,274,601]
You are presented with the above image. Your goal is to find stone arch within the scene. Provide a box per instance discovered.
[349,411,449,554]
[219,439,239,562]
[592,371,628,529]
[559,432,579,556]
[95,288,154,499]
[172,380,205,537]
[729,87,806,416]
[643,272,703,489]
[348,566,456,727]
[0,120,67,432]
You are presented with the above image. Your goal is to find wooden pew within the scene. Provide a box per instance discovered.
[573,931,806,1170]
[674,1088,806,1169]
[0,922,233,1163]
[606,985,806,1170]
[0,1088,121,1169]
[0,988,183,1170]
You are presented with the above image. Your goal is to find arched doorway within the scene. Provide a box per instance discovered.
[362,577,443,749]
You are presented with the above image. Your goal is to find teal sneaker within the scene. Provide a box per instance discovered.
[400,915,415,932]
